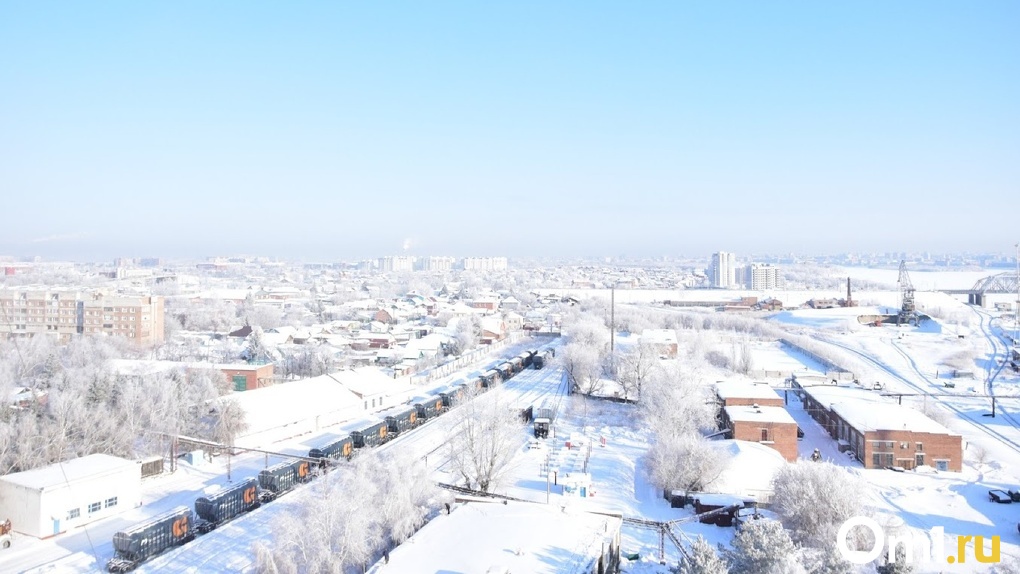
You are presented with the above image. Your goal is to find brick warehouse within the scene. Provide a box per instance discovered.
[796,383,962,471]
[714,382,798,461]
[720,404,799,462]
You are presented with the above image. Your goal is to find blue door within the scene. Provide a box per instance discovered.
[53,518,60,535]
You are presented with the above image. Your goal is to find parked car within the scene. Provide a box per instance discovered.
[989,490,1013,503]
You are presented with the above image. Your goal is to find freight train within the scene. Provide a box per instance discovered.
[106,347,552,572]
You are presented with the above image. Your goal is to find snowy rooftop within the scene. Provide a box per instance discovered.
[368,501,621,574]
[830,401,957,435]
[230,375,363,435]
[724,404,797,425]
[0,453,138,491]
[704,440,787,498]
[715,381,783,402]
[641,328,678,344]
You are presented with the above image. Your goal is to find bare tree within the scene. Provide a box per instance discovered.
[446,386,525,492]
[640,363,716,437]
[615,341,660,401]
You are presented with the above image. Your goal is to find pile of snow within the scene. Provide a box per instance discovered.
[704,440,787,500]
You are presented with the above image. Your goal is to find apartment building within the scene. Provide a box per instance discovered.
[378,256,415,272]
[710,251,736,288]
[462,257,508,271]
[0,290,164,345]
[745,263,782,290]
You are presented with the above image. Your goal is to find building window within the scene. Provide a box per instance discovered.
[915,454,925,467]
[68,508,80,520]
[88,501,101,513]
[760,428,769,442]
[916,442,923,451]
[872,454,881,467]
[935,460,949,471]
[105,497,118,508]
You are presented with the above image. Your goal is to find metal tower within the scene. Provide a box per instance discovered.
[897,260,918,326]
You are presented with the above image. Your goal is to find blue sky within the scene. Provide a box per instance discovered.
[1,2,1017,261]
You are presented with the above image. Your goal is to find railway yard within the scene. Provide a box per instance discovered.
[4,293,1020,573]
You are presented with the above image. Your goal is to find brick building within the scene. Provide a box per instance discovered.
[714,382,798,462]
[797,383,962,471]
[220,363,275,392]
[715,381,785,407]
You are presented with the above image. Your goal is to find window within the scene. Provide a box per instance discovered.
[67,508,80,520]
[872,454,881,467]
[88,501,101,513]
[935,460,949,471]
[105,497,118,508]
[915,454,925,467]
[916,442,923,451]
[760,428,769,442]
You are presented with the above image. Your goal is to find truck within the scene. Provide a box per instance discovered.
[1,518,11,549]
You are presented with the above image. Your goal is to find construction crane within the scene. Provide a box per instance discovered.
[897,260,919,326]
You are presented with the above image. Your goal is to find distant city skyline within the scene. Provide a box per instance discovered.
[1,3,1017,260]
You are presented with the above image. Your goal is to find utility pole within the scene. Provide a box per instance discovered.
[610,287,615,353]
[1015,242,1019,345]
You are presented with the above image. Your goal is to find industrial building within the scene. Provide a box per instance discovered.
[795,383,962,471]
[0,454,142,538]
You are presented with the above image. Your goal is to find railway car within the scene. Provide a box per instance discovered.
[413,395,444,419]
[533,399,556,439]
[258,460,311,500]
[533,349,552,369]
[495,363,513,381]
[479,370,500,389]
[352,419,389,448]
[439,383,467,407]
[194,478,260,532]
[517,350,535,369]
[509,356,525,374]
[309,434,355,462]
[382,405,418,436]
[107,506,194,572]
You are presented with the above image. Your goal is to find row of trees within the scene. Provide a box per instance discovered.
[252,451,442,574]
[0,335,246,474]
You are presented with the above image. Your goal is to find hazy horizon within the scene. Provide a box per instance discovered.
[2,3,1017,260]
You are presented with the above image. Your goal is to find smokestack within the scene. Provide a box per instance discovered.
[847,277,852,307]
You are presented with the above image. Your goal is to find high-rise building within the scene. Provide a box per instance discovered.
[0,290,165,345]
[378,256,415,272]
[710,252,736,288]
[422,256,456,271]
[462,257,508,271]
[746,263,781,290]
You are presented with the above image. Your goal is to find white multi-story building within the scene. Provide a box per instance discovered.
[746,263,781,290]
[422,256,456,272]
[710,252,736,288]
[462,257,508,271]
[378,256,415,272]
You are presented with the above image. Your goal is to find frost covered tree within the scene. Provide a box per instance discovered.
[446,386,524,492]
[614,340,660,401]
[681,535,729,574]
[770,462,865,549]
[725,518,799,574]
[448,314,481,356]
[646,432,728,499]
[253,452,440,574]
[640,363,715,437]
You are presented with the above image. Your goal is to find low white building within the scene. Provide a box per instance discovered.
[0,454,141,538]
[368,500,621,574]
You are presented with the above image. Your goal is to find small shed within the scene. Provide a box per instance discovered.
[0,454,141,538]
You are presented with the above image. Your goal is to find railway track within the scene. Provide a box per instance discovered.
[818,334,1020,456]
